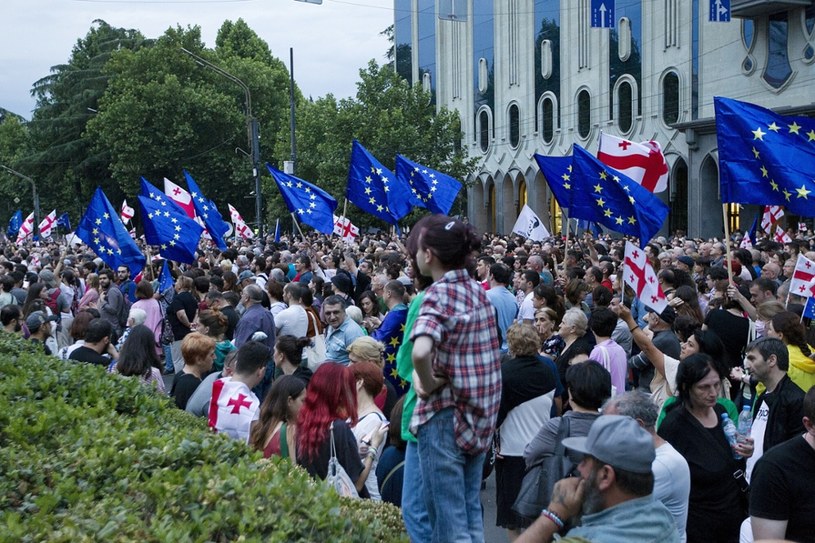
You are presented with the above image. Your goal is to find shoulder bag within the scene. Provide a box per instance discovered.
[325,421,359,499]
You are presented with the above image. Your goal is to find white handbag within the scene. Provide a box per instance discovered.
[325,421,359,498]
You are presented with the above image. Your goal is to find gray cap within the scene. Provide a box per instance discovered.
[26,311,59,333]
[561,415,655,474]
[238,270,255,283]
[38,269,57,288]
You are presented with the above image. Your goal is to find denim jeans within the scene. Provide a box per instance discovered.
[417,408,486,543]
[163,344,174,373]
[402,441,431,543]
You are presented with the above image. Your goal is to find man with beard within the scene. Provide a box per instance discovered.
[517,415,678,543]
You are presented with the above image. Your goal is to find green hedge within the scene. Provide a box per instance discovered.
[0,333,407,542]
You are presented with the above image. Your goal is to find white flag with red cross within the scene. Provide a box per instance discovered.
[333,214,359,242]
[120,199,135,224]
[774,225,792,244]
[597,133,669,193]
[15,212,34,246]
[761,205,784,233]
[790,254,815,298]
[228,203,254,239]
[623,240,668,313]
[208,377,260,443]
[164,177,196,219]
[37,210,57,239]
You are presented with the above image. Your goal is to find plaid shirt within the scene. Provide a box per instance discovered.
[410,269,502,454]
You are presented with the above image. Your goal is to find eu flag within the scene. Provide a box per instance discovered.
[138,195,203,264]
[347,140,413,224]
[266,164,338,234]
[157,259,175,293]
[395,155,462,215]
[534,154,574,208]
[6,210,22,239]
[716,96,815,217]
[56,212,71,231]
[569,145,668,243]
[139,177,185,215]
[183,170,229,251]
[76,188,146,276]
[370,306,409,395]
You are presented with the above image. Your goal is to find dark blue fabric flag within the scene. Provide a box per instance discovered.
[371,306,409,395]
[395,155,462,215]
[157,259,174,293]
[716,96,815,217]
[569,145,668,243]
[76,188,145,276]
[266,164,338,234]
[347,140,413,225]
[274,219,280,243]
[56,212,71,231]
[139,177,186,215]
[183,170,229,251]
[138,195,203,264]
[6,210,22,239]
[745,211,759,247]
[804,297,815,320]
[534,154,573,209]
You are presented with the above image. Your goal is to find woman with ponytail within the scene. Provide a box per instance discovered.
[766,311,815,394]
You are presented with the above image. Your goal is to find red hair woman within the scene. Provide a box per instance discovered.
[296,362,387,498]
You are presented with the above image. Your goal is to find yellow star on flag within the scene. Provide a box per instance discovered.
[770,179,779,191]
[796,185,811,199]
[752,127,766,140]
[767,122,780,132]
[788,122,801,134]
[593,183,603,193]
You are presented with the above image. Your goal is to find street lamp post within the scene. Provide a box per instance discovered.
[181,48,263,237]
[0,164,40,238]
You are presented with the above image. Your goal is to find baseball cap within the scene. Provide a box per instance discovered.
[654,305,676,325]
[26,311,59,333]
[561,415,655,474]
[676,256,695,268]
[331,273,353,296]
[238,270,255,283]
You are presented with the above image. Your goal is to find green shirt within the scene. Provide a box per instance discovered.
[397,291,425,443]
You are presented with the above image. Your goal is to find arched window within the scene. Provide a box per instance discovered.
[542,97,555,144]
[479,109,491,152]
[662,72,680,125]
[577,89,591,139]
[618,81,633,133]
[509,103,520,148]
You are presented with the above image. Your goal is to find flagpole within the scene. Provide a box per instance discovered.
[337,198,349,240]
[290,212,306,240]
[722,204,734,284]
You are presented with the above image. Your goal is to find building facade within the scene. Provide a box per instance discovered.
[394,0,815,239]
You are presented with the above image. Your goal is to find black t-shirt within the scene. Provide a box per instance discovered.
[169,291,198,341]
[170,371,202,410]
[750,435,815,542]
[497,355,559,428]
[298,419,368,498]
[68,345,109,366]
[704,309,750,368]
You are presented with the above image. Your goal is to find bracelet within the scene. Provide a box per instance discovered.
[540,508,564,530]
[629,325,639,333]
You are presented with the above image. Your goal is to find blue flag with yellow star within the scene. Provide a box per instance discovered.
[347,140,413,224]
[138,195,203,264]
[183,170,229,251]
[395,155,462,215]
[569,145,668,243]
[76,188,145,276]
[371,305,409,395]
[157,259,174,292]
[716,96,815,216]
[267,164,338,234]
[139,177,186,215]
[534,154,573,209]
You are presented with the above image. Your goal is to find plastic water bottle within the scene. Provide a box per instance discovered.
[721,413,742,459]
[737,405,752,437]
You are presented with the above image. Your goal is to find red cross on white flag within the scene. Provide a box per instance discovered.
[208,377,260,443]
[597,133,669,193]
[761,205,784,233]
[120,199,135,224]
[228,203,254,239]
[163,177,196,219]
[774,225,792,244]
[623,240,668,313]
[790,254,815,298]
[332,214,359,242]
[37,210,57,239]
[15,212,34,246]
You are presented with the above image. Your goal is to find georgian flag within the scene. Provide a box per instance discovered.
[333,214,359,242]
[623,240,668,313]
[208,377,260,443]
[511,204,551,242]
[228,203,254,239]
[774,225,792,244]
[37,209,57,239]
[15,212,34,246]
[789,254,815,298]
[120,199,135,224]
[760,205,784,233]
[164,177,196,219]
[597,133,669,193]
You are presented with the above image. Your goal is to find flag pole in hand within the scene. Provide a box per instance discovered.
[722,204,734,285]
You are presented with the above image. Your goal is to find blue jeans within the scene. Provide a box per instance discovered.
[417,408,486,543]
[163,344,174,372]
[403,441,431,543]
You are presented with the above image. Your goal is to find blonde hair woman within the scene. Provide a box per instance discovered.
[347,336,396,418]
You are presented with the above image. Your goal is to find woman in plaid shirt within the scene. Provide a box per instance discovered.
[408,214,502,543]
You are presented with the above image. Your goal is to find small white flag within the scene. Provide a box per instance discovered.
[228,203,254,239]
[164,177,196,219]
[333,214,359,242]
[37,210,57,239]
[623,240,668,313]
[16,212,34,246]
[761,205,784,233]
[511,205,550,242]
[120,199,135,224]
[597,133,669,193]
[789,254,815,298]
[774,225,792,244]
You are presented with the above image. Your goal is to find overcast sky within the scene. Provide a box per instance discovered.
[0,0,394,119]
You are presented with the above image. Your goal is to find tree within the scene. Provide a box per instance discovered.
[0,115,33,220]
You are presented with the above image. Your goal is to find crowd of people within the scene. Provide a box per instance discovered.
[3,218,815,543]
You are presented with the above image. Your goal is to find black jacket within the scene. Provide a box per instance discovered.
[754,374,805,453]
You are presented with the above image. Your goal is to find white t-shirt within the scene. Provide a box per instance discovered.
[653,442,691,543]
[517,291,536,323]
[352,410,387,501]
[746,400,770,482]
[274,304,308,338]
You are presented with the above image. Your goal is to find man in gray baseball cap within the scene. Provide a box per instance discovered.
[517,415,678,543]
